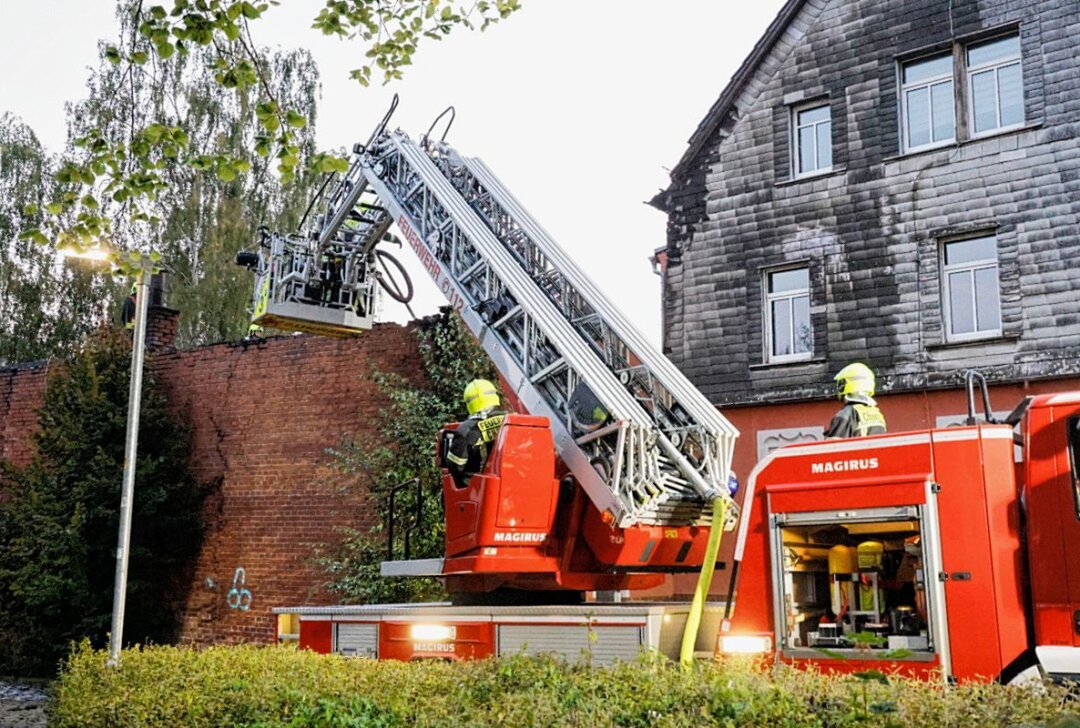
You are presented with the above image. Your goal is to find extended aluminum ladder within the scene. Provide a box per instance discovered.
[261,125,739,529]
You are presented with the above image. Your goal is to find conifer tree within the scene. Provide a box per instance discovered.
[0,328,205,676]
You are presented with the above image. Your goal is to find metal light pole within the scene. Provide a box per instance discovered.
[107,261,152,667]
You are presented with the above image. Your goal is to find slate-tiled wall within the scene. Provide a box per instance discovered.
[659,0,1080,405]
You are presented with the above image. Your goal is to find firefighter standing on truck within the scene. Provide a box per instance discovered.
[825,362,887,438]
[446,379,507,486]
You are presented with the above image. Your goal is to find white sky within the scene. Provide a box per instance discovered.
[0,0,785,343]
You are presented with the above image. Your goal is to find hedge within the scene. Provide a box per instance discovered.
[52,642,1079,727]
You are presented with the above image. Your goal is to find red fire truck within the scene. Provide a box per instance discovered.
[256,101,1080,682]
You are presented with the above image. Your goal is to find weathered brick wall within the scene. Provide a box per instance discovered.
[159,322,426,644]
[0,318,425,645]
[658,0,1080,406]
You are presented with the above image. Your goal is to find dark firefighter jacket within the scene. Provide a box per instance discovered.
[446,410,507,485]
[825,399,887,439]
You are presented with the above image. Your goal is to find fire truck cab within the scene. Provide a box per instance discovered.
[727,391,1080,683]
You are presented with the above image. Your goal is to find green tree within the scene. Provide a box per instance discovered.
[0,327,206,677]
[62,9,325,346]
[318,309,496,603]
[0,114,110,364]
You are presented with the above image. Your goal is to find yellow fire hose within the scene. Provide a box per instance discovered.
[679,498,730,667]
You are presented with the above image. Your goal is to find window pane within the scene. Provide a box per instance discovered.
[798,126,816,173]
[945,236,996,265]
[968,35,1020,68]
[971,69,997,133]
[974,266,1001,331]
[816,122,832,169]
[798,105,829,125]
[793,295,812,354]
[906,87,931,148]
[931,81,955,141]
[769,268,809,293]
[998,63,1024,127]
[772,300,792,356]
[903,54,952,84]
[948,271,975,335]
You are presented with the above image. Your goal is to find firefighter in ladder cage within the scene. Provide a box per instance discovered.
[445,379,508,487]
[825,362,887,439]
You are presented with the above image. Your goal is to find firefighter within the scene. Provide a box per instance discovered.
[446,379,507,486]
[120,281,137,330]
[825,362,887,438]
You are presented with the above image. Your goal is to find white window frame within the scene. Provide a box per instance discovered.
[966,34,1024,139]
[791,102,832,178]
[900,53,956,153]
[941,236,1002,342]
[764,266,812,363]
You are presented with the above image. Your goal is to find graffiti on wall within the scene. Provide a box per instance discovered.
[227,567,253,611]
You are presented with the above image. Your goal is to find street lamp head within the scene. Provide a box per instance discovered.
[58,245,114,264]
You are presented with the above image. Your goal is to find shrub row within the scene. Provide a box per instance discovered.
[52,642,1079,727]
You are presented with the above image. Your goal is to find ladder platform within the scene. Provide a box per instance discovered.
[254,301,372,338]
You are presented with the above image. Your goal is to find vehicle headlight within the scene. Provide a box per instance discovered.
[717,634,772,654]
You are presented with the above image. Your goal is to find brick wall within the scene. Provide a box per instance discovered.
[0,314,425,645]
[0,361,51,470]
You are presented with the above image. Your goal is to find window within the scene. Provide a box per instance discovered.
[772,508,934,658]
[941,236,1002,340]
[897,30,1027,153]
[901,53,955,151]
[793,104,832,177]
[968,34,1023,136]
[765,267,812,362]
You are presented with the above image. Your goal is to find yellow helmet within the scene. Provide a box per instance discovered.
[835,362,876,399]
[463,379,500,416]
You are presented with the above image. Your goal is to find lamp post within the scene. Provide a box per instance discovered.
[60,247,155,667]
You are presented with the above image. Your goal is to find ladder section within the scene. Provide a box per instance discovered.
[360,132,733,528]
[430,146,738,526]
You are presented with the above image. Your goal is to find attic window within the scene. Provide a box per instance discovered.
[901,53,955,152]
[792,103,832,177]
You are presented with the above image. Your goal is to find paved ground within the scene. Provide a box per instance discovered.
[0,683,47,728]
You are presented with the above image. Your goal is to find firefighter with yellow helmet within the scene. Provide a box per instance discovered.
[445,379,507,486]
[825,362,887,438]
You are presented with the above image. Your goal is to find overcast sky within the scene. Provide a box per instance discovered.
[0,0,786,342]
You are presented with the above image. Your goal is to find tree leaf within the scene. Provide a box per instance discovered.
[285,110,307,129]
[216,160,237,182]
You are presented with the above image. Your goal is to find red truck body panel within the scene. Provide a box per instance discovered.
[437,414,713,593]
[1023,394,1080,651]
[732,425,1027,682]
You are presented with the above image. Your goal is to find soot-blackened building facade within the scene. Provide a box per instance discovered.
[651,0,1080,481]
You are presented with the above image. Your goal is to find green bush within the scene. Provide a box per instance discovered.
[316,309,497,605]
[53,642,1079,727]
